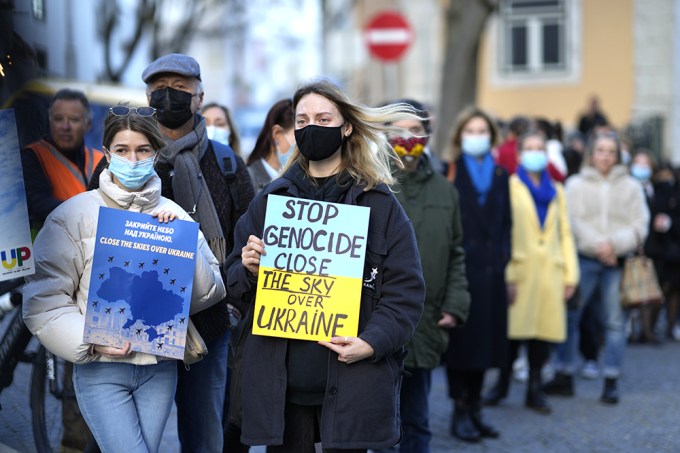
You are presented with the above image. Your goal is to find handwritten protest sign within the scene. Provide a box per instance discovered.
[0,110,34,281]
[254,195,370,341]
[83,207,199,359]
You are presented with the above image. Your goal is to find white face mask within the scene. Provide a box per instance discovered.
[461,134,491,157]
[206,126,230,146]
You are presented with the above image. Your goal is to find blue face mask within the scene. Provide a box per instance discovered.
[520,150,548,173]
[108,152,157,190]
[631,164,652,182]
[277,142,294,169]
[461,135,491,157]
[206,126,230,146]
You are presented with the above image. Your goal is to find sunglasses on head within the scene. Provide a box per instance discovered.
[109,106,156,117]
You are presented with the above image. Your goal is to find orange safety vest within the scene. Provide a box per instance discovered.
[25,139,104,201]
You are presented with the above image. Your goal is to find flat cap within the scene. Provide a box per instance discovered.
[142,53,201,83]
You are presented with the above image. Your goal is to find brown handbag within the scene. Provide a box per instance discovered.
[620,251,663,307]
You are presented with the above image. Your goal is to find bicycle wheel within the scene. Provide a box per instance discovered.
[30,345,62,453]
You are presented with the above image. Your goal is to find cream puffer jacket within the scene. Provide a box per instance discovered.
[22,170,226,364]
[565,165,650,258]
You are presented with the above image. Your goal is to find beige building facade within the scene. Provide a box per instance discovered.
[331,0,680,163]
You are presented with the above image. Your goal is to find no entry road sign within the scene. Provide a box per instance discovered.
[364,11,414,62]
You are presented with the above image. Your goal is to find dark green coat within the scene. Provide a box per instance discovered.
[394,156,470,369]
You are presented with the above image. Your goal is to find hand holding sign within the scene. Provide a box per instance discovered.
[253,195,370,342]
[94,341,132,358]
[152,210,178,224]
[318,336,375,364]
[242,235,266,276]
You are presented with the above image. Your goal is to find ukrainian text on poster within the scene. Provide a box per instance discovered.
[83,207,199,359]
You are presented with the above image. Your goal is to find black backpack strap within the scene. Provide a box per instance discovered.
[210,140,240,212]
[210,140,238,180]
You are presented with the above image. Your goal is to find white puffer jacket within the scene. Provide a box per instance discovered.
[22,170,226,364]
[565,165,650,258]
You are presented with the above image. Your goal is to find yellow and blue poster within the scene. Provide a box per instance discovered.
[254,195,370,341]
[83,207,199,359]
[0,109,34,281]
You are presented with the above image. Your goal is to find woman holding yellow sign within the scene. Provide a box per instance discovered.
[225,80,425,452]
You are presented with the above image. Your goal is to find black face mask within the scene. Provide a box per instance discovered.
[149,87,194,129]
[294,125,345,162]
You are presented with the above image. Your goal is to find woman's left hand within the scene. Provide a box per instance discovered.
[152,210,177,223]
[564,285,576,301]
[318,336,375,364]
[437,312,458,328]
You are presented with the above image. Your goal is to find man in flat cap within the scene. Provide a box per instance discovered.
[143,53,255,452]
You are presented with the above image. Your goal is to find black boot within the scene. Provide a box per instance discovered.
[470,402,500,438]
[450,401,482,443]
[543,371,574,396]
[600,378,619,404]
[482,366,511,406]
[526,368,552,414]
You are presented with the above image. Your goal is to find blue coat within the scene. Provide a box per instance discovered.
[226,176,425,449]
[445,158,512,370]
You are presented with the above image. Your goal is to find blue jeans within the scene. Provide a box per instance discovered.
[375,367,432,453]
[73,360,177,453]
[555,256,628,378]
[175,331,230,453]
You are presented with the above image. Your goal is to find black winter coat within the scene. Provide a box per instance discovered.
[644,181,680,290]
[226,175,425,449]
[444,159,512,370]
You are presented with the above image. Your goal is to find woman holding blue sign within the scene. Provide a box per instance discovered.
[23,108,226,453]
[226,80,425,452]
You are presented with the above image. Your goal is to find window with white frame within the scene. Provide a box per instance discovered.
[499,0,568,75]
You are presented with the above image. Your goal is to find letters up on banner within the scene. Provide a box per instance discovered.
[254,195,370,341]
[0,109,34,281]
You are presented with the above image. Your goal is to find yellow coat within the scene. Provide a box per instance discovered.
[506,175,579,342]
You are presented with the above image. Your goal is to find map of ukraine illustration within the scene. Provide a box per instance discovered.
[97,267,184,340]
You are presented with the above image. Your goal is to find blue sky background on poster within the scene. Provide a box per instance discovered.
[260,195,370,278]
[0,110,31,247]
[0,109,33,281]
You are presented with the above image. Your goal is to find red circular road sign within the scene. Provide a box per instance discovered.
[364,11,414,62]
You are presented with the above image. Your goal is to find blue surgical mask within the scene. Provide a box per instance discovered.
[631,164,652,182]
[277,142,294,169]
[461,135,491,157]
[520,150,548,173]
[108,152,156,190]
[206,126,230,146]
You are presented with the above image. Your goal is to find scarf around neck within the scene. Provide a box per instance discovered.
[516,165,556,228]
[99,168,162,209]
[463,152,495,205]
[283,162,354,203]
[157,114,226,264]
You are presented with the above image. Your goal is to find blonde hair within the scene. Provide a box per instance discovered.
[283,80,421,190]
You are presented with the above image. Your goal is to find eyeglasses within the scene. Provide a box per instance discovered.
[109,106,156,117]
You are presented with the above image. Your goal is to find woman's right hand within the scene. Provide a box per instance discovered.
[94,342,131,358]
[654,213,672,233]
[595,241,617,266]
[242,235,266,276]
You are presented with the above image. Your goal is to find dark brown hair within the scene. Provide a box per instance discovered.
[103,111,166,151]
[201,102,242,154]
[448,107,500,159]
[247,98,294,165]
